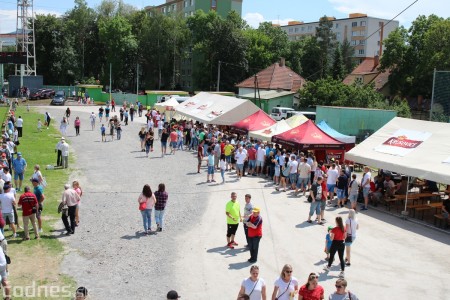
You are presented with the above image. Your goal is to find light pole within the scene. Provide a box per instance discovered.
[0,41,3,94]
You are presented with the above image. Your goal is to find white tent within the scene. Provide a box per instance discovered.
[346,117,450,184]
[154,97,180,113]
[249,114,308,141]
[175,92,260,125]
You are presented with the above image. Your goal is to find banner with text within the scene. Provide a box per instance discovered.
[374,129,432,157]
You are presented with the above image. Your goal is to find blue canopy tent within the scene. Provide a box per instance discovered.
[317,120,356,144]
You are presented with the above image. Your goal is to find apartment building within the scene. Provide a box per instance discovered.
[281,13,399,59]
[145,0,243,90]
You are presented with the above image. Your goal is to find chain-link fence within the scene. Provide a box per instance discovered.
[430,70,450,122]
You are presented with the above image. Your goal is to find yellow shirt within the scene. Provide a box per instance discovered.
[224,144,234,156]
[226,200,240,225]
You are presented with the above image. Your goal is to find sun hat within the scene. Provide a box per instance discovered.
[253,207,261,213]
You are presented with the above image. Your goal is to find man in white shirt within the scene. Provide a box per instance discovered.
[256,146,266,176]
[361,166,372,211]
[326,164,339,201]
[235,147,247,180]
[296,157,311,195]
[61,138,70,169]
[1,167,11,184]
[16,116,23,137]
[0,184,16,237]
[55,138,64,167]
[289,155,299,190]
[61,184,81,235]
[157,120,164,139]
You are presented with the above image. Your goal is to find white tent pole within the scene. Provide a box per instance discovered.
[403,176,410,215]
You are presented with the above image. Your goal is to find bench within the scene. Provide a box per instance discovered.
[434,214,449,228]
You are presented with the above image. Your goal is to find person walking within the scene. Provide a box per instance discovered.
[154,183,168,232]
[144,131,154,157]
[226,192,242,249]
[207,147,215,183]
[138,184,156,234]
[61,138,70,169]
[160,128,169,157]
[307,176,323,224]
[45,112,51,129]
[73,181,82,226]
[324,216,347,278]
[74,116,81,136]
[299,273,324,300]
[0,184,17,238]
[18,186,39,240]
[60,117,68,136]
[246,207,263,263]
[138,127,147,152]
[237,265,267,300]
[12,152,27,191]
[243,194,253,247]
[328,279,360,300]
[16,115,23,137]
[347,174,358,210]
[345,209,359,266]
[60,184,80,235]
[271,264,299,300]
[90,112,96,130]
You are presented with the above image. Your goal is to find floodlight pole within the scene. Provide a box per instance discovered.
[216,60,221,92]
[429,68,436,121]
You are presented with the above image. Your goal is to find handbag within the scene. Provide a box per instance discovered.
[345,220,353,243]
[139,196,147,211]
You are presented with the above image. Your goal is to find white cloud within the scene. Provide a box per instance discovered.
[0,9,61,34]
[329,0,450,27]
[244,12,294,28]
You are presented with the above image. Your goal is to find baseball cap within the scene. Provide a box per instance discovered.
[253,207,261,213]
[167,290,180,299]
[61,137,65,140]
[31,178,39,183]
[327,226,333,231]
[17,152,22,156]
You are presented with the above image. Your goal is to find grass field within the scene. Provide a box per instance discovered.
[1,106,76,299]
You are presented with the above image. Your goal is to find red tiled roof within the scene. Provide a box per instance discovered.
[342,57,391,90]
[370,69,390,91]
[236,62,306,92]
[350,57,378,74]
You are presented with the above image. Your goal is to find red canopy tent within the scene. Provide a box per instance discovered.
[272,120,351,162]
[231,110,276,134]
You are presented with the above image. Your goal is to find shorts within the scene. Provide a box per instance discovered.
[101,132,106,136]
[297,177,309,188]
[226,155,231,163]
[170,142,177,148]
[3,212,14,224]
[14,172,24,181]
[349,194,358,203]
[309,201,321,216]
[248,160,256,169]
[337,189,346,199]
[345,236,356,246]
[327,184,336,192]
[320,200,326,211]
[161,141,167,148]
[274,166,280,177]
[256,160,264,167]
[363,187,371,197]
[207,166,214,174]
[227,223,239,237]
[0,267,7,280]
[289,173,298,184]
[158,129,162,136]
[99,113,103,117]
[236,164,244,171]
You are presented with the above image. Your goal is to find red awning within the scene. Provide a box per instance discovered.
[231,110,276,134]
[272,120,345,150]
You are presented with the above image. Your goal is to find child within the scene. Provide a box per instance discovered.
[219,153,226,184]
[37,119,42,132]
[206,147,215,183]
[100,124,106,142]
[324,226,333,261]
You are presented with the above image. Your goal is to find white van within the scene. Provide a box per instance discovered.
[271,107,295,120]
[286,111,316,122]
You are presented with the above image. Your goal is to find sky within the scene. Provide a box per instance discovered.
[0,0,449,33]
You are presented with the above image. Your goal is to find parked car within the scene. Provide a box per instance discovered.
[51,91,66,106]
[29,88,46,100]
[41,89,55,99]
[270,107,295,120]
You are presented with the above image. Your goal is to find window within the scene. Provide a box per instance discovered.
[289,28,293,33]
[351,31,358,36]
[211,0,217,9]
[307,25,313,31]
[336,32,341,39]
[301,27,305,32]
[172,4,176,11]
[190,0,194,6]
[184,12,188,17]
[295,27,299,33]
[335,23,340,29]
[359,40,365,45]
[377,41,380,46]
[190,11,194,16]
[358,49,365,55]
[351,40,357,45]
[360,21,366,26]
[360,30,366,36]
[162,7,166,13]
[352,21,357,27]
[355,77,363,84]
[184,1,188,8]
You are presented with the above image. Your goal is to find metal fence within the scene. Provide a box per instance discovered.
[430,70,450,122]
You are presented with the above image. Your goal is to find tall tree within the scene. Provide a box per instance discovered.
[331,46,344,80]
[316,16,336,79]
[340,38,354,75]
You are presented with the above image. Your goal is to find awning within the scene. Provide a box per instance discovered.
[249,114,308,141]
[317,120,356,144]
[154,97,180,113]
[345,117,450,184]
[231,110,276,134]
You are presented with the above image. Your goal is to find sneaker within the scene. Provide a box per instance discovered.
[211,180,216,182]
[361,207,368,211]
[339,271,345,278]
[12,233,17,238]
[232,241,238,246]
[307,220,312,223]
[345,262,351,266]
[227,242,234,249]
[323,265,330,271]
[38,228,43,233]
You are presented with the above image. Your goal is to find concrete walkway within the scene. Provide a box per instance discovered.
[39,105,450,299]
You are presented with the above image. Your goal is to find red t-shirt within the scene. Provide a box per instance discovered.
[321,181,328,200]
[247,215,262,237]
[18,192,38,217]
[331,227,346,241]
[197,145,203,158]
[299,285,324,300]
[247,148,257,160]
[170,131,178,141]
[220,142,225,153]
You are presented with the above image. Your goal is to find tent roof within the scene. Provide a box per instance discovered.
[248,114,307,141]
[345,117,450,184]
[174,92,260,125]
[317,120,356,144]
[154,97,180,112]
[231,110,276,134]
[272,120,345,150]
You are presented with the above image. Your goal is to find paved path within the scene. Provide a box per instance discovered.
[39,105,450,300]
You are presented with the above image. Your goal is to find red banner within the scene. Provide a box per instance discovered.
[326,150,345,163]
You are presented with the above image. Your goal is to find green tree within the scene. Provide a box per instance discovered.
[299,36,321,81]
[316,16,336,79]
[256,22,290,61]
[331,46,344,80]
[340,38,354,75]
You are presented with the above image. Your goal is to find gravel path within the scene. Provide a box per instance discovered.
[41,106,203,299]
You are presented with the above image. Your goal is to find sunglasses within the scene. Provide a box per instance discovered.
[310,275,318,279]
[285,270,292,273]
[335,285,344,288]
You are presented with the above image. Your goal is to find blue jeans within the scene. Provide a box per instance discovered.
[140,209,152,231]
[154,209,165,228]
[190,137,198,149]
[221,169,225,181]
[309,200,321,216]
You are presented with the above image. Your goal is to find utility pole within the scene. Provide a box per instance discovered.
[136,64,139,103]
[216,60,221,92]
[109,63,112,102]
[0,41,3,94]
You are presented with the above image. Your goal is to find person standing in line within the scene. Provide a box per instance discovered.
[138,184,156,234]
[154,183,168,232]
[296,157,311,196]
[206,147,216,183]
[45,112,51,129]
[324,216,347,278]
[90,112,96,130]
[12,152,27,191]
[288,155,299,191]
[347,174,359,210]
[246,207,262,263]
[326,164,339,203]
[60,184,80,235]
[235,147,247,181]
[328,279,359,300]
[61,138,69,169]
[197,140,204,173]
[55,138,64,167]
[335,170,348,208]
[242,194,254,248]
[18,186,39,240]
[74,117,81,136]
[361,166,372,211]
[298,273,324,300]
[320,174,328,223]
[237,265,267,300]
[219,153,227,184]
[344,209,359,266]
[271,264,299,300]
[0,184,17,238]
[32,179,44,233]
[226,192,242,249]
[160,128,169,157]
[16,116,23,137]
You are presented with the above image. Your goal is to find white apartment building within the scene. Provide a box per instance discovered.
[280,13,399,59]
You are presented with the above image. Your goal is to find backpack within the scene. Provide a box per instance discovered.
[308,183,318,202]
